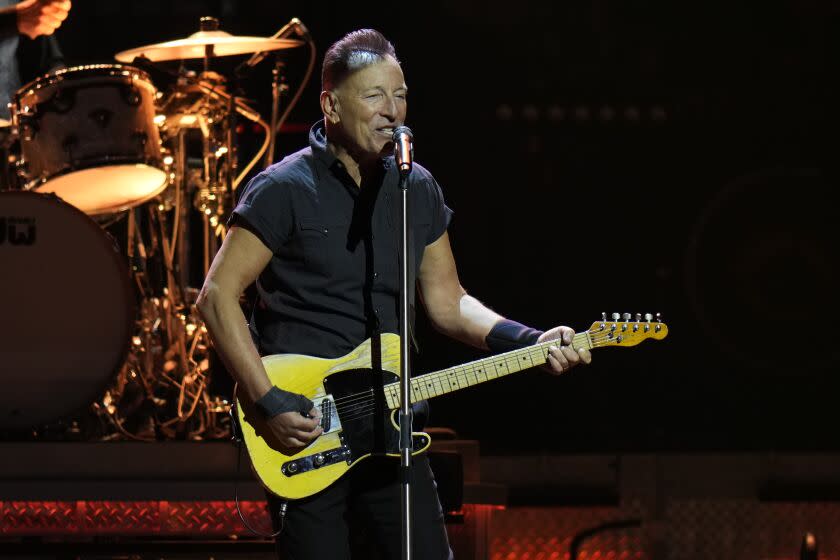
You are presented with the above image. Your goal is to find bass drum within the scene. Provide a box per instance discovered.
[0,191,134,430]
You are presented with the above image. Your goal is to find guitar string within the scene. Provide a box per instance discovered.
[328,330,636,407]
[328,329,663,412]
[328,330,654,414]
[335,342,611,420]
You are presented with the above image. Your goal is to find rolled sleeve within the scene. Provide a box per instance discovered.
[229,173,294,253]
[424,175,453,245]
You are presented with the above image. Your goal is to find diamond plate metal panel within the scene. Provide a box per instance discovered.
[166,500,272,535]
[489,505,646,560]
[0,500,273,536]
[82,500,160,533]
[0,501,79,534]
[667,500,840,560]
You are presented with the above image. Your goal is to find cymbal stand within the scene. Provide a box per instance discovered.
[265,58,288,167]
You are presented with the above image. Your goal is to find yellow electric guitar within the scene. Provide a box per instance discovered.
[237,314,668,500]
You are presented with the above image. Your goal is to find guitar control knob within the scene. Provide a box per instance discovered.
[287,462,299,474]
[314,453,325,467]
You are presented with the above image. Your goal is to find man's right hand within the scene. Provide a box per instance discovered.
[265,407,323,450]
[16,0,71,39]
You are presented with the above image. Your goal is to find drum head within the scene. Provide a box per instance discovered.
[33,164,168,215]
[0,192,134,429]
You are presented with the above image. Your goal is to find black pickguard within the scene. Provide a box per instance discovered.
[323,368,425,463]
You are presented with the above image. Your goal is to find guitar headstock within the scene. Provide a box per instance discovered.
[587,312,669,347]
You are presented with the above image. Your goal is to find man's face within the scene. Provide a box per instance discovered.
[331,55,407,159]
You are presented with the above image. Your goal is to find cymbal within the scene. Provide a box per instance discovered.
[115,30,303,63]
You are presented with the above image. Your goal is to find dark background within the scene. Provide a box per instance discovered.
[40,0,840,454]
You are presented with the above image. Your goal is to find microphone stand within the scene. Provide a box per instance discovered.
[397,162,413,560]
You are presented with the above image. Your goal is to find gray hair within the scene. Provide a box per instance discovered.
[322,29,398,90]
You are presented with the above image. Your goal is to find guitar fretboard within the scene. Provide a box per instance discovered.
[383,331,593,409]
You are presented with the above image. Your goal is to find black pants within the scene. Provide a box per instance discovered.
[268,454,453,560]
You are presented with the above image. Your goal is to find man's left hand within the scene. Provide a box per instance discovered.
[537,326,592,375]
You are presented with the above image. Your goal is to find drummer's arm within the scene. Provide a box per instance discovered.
[196,225,274,404]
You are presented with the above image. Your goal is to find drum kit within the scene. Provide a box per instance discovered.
[0,17,310,440]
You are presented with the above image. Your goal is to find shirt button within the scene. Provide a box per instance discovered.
[323,228,329,234]
[373,272,379,279]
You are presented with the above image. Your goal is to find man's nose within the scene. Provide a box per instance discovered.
[381,96,398,120]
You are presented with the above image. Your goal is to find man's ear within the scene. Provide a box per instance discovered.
[320,90,340,124]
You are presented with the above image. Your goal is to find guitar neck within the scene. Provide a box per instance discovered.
[382,331,592,409]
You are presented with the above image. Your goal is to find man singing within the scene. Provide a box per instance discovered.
[198,28,591,558]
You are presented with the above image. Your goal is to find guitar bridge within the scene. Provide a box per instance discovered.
[281,445,352,477]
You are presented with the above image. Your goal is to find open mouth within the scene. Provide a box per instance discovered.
[376,127,395,138]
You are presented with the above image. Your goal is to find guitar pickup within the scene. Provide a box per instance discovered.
[312,395,340,434]
[319,399,333,431]
[281,445,352,477]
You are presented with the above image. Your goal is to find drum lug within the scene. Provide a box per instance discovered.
[18,116,37,141]
[50,88,75,113]
[122,85,142,106]
[14,157,28,177]
[89,108,114,128]
[133,131,148,147]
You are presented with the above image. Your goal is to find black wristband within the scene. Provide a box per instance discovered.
[254,386,313,419]
[485,319,544,353]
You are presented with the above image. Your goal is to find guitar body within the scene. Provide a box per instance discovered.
[237,333,431,500]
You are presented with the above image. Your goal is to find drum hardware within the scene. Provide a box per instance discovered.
[1,16,312,441]
[266,58,289,167]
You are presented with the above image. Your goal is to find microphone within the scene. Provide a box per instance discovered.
[236,18,309,77]
[392,126,413,176]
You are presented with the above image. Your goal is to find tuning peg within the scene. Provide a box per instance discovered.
[602,312,607,322]
[612,312,620,321]
[644,313,653,322]
[622,313,631,321]
[656,312,662,322]
[635,313,641,322]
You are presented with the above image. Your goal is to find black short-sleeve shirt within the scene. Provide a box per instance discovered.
[230,121,452,359]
